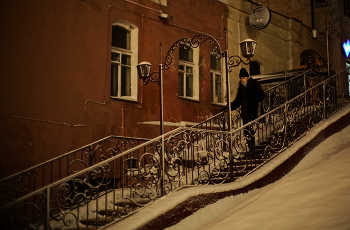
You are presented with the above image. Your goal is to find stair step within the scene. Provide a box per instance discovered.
[80,216,114,226]
[113,198,153,206]
[65,226,104,230]
[98,207,127,216]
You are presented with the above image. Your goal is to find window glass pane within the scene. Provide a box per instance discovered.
[121,54,131,65]
[121,66,131,96]
[186,73,193,97]
[179,65,184,71]
[179,47,193,62]
[179,72,184,96]
[215,74,222,103]
[111,52,120,62]
[111,64,119,96]
[112,26,130,50]
[210,54,221,71]
[186,66,193,74]
[210,72,214,102]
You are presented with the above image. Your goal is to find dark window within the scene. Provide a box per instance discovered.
[210,54,223,103]
[111,25,132,97]
[345,0,350,17]
[250,61,261,76]
[179,47,194,97]
[111,26,130,50]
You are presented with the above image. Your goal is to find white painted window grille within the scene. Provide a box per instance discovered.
[178,47,199,100]
[210,53,224,103]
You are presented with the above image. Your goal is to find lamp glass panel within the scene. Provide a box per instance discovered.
[141,64,151,77]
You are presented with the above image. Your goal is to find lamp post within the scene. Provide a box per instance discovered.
[136,60,164,135]
[137,36,256,133]
[137,33,257,186]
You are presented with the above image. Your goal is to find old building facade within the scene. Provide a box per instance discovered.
[1,0,349,178]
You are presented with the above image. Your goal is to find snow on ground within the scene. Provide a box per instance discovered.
[109,105,350,230]
[167,125,350,230]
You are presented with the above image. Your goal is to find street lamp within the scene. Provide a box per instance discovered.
[136,61,163,134]
[136,61,152,80]
[240,39,257,58]
[137,33,257,186]
[137,35,257,134]
[227,39,257,72]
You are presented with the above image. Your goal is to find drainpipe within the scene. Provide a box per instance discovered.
[311,0,315,29]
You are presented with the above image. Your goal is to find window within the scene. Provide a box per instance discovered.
[210,53,224,103]
[249,61,261,76]
[178,47,199,100]
[345,0,350,17]
[111,21,138,100]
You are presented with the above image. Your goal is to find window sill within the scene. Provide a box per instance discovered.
[110,96,138,103]
[178,96,200,102]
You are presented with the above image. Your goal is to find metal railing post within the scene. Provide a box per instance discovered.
[283,102,288,148]
[304,73,308,105]
[323,81,327,120]
[46,187,50,230]
[159,63,165,197]
[223,50,234,181]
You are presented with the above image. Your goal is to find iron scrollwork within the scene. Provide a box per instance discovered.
[163,33,223,70]
[227,55,252,71]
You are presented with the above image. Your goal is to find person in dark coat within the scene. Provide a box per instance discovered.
[222,67,265,154]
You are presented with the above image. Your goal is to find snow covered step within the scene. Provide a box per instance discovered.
[80,216,114,227]
[113,197,153,206]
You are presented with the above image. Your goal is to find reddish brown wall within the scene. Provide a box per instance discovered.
[0,0,227,178]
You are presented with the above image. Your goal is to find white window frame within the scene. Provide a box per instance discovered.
[178,47,199,101]
[210,53,226,104]
[110,20,138,101]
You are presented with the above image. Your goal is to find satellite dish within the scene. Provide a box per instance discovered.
[249,6,271,30]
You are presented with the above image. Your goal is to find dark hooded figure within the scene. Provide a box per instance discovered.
[222,67,265,154]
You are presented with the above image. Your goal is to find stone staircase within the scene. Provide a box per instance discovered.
[70,114,324,229]
[2,69,349,230]
[131,107,350,230]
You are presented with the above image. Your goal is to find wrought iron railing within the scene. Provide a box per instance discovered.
[262,69,329,112]
[0,136,150,207]
[193,69,328,131]
[1,68,349,229]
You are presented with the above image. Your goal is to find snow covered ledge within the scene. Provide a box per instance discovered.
[108,104,350,230]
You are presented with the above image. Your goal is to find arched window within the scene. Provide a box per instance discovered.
[111,21,138,100]
[300,50,326,69]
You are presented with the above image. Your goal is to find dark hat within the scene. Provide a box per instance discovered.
[239,68,249,78]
